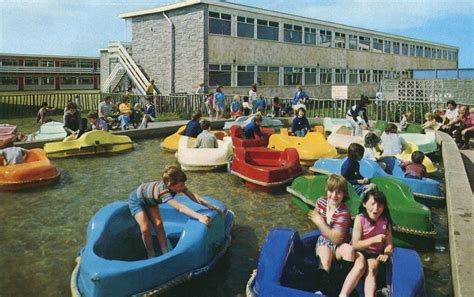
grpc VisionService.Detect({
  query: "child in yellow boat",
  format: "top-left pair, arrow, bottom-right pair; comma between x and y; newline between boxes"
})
86,111 -> 109,131
0,143 -> 28,165
399,151 -> 426,180
128,166 -> 222,258
194,120 -> 218,149
352,190 -> 393,297
342,143 -> 377,198
291,107 -> 311,137
308,174 -> 366,296
184,111 -> 202,137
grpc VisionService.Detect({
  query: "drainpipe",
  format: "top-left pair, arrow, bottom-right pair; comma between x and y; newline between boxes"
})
163,12 -> 175,95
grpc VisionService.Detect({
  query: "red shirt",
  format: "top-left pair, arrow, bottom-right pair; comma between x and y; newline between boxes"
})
459,112 -> 474,128
400,161 -> 426,178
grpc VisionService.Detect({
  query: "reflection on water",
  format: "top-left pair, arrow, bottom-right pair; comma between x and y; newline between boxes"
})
0,139 -> 451,296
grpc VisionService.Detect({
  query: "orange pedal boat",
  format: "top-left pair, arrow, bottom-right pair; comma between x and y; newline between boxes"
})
0,148 -> 60,191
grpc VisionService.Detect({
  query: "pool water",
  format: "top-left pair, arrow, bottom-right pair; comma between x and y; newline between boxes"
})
0,138 -> 451,296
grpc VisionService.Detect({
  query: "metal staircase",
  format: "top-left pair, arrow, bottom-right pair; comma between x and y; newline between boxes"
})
102,41 -> 152,95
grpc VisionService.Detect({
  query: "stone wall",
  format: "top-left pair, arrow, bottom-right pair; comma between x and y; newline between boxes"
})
131,4 -> 207,95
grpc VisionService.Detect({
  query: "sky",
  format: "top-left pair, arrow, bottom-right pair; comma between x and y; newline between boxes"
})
0,0 -> 473,67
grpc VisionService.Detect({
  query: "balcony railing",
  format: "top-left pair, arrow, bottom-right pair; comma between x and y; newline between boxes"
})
0,66 -> 100,74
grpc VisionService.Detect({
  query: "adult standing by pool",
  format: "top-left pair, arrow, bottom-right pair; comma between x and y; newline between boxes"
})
292,85 -> 309,115
146,80 -> 155,99
214,85 -> 225,120
249,84 -> 257,114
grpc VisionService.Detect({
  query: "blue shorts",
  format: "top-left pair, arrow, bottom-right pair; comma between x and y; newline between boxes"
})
128,191 -> 149,217
316,235 -> 337,254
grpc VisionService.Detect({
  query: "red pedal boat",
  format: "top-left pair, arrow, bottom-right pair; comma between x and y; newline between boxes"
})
229,126 -> 274,148
229,147 -> 302,192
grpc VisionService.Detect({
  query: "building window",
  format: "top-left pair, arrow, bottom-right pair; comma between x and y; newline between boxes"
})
237,16 -> 254,38
284,24 -> 302,43
0,77 -> 18,85
79,77 -> 93,84
209,12 -> 231,35
373,38 -> 383,53
349,35 -> 358,50
424,47 -> 432,58
409,45 -> 416,56
319,30 -> 332,47
383,70 -> 392,79
359,69 -> 370,83
334,32 -> 346,48
61,61 -> 77,68
393,71 -> 401,79
416,45 -> 423,57
335,68 -> 346,84
209,64 -> 232,86
319,68 -> 332,84
41,77 -> 55,85
384,41 -> 391,54
304,68 -> 317,85
0,59 -> 18,66
358,36 -> 370,51
448,51 -> 454,61
25,77 -> 39,85
393,42 -> 400,54
436,49 -> 442,59
42,60 -> 54,67
78,62 -> 94,68
257,19 -> 279,41
237,65 -> 255,86
401,43 -> 409,56
61,77 -> 77,85
304,28 -> 316,45
373,70 -> 384,83
257,66 -> 279,86
349,69 -> 358,84
442,50 -> 448,60
284,67 -> 302,85
24,60 -> 39,67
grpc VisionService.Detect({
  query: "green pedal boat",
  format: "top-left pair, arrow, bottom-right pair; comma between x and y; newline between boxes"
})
286,175 -> 436,250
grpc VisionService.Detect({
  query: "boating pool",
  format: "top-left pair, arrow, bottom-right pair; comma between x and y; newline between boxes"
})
0,138 -> 451,296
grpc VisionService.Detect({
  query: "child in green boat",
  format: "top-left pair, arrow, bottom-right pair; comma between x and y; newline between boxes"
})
128,166 -> 222,258
352,190 -> 393,297
308,174 -> 366,296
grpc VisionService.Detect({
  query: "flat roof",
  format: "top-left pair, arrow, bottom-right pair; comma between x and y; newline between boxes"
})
0,52 -> 99,60
119,0 -> 458,50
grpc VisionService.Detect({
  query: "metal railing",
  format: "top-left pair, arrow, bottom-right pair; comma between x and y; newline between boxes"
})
0,66 -> 99,74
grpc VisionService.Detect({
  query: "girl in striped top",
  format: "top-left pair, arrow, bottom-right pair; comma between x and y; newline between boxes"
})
128,166 -> 222,258
308,174 -> 366,297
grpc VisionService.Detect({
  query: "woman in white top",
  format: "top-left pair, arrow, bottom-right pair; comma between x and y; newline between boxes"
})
440,100 -> 459,135
249,84 -> 257,114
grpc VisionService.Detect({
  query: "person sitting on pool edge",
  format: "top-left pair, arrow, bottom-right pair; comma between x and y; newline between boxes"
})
242,114 -> 265,139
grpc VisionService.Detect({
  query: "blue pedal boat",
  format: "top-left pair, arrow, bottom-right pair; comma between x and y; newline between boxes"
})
246,228 -> 425,297
71,196 -> 235,297
310,158 -> 443,204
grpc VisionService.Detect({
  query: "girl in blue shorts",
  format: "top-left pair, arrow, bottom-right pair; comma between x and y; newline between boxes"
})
129,165 -> 222,258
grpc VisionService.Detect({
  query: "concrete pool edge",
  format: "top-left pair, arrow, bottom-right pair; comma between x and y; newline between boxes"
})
437,131 -> 474,297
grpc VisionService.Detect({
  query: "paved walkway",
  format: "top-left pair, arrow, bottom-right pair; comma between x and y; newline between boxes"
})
461,149 -> 474,193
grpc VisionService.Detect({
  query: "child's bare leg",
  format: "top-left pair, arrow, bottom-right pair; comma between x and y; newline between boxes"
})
316,245 -> 334,272
134,211 -> 155,258
336,246 -> 366,296
147,206 -> 169,254
364,258 -> 379,297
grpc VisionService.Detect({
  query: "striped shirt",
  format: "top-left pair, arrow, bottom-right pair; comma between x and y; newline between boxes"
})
136,181 -> 186,207
317,197 -> 351,241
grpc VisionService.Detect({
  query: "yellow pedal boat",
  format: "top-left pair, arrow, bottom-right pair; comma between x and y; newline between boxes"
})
268,128 -> 337,166
376,142 -> 437,173
44,130 -> 133,158
160,126 -> 228,152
